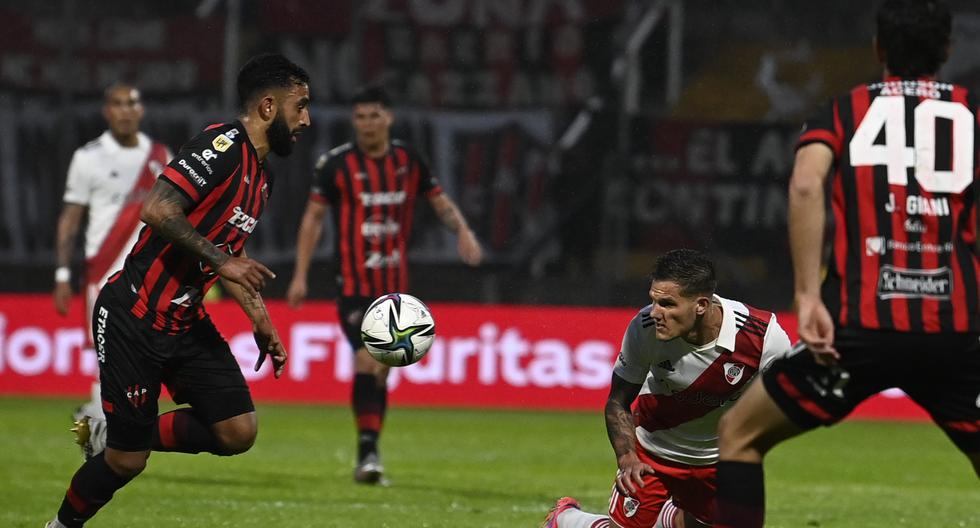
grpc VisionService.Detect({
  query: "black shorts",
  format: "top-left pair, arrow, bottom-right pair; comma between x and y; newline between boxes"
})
94,285 -> 254,452
763,327 -> 980,453
337,295 -> 373,351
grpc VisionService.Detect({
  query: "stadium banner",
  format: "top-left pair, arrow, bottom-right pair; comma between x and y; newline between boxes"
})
0,294 -> 928,421
620,120 -> 800,308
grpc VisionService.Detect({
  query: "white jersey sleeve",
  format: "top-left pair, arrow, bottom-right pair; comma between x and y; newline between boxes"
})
760,312 -> 792,371
62,149 -> 92,206
613,308 -> 655,384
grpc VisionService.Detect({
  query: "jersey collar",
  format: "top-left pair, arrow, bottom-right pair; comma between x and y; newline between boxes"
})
715,294 -> 738,353
100,130 -> 149,153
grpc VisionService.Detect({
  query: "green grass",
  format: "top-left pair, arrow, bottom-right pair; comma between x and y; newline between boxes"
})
0,397 -> 976,527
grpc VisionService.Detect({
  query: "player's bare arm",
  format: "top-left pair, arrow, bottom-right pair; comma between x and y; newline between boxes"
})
141,179 -> 274,297
53,202 -> 86,315
220,250 -> 287,379
605,372 -> 651,495
287,199 -> 328,308
427,193 -> 483,266
788,143 -> 838,363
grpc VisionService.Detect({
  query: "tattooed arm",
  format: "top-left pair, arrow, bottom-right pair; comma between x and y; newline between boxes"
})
140,179 -> 275,297
427,193 -> 483,266
605,373 -> 652,495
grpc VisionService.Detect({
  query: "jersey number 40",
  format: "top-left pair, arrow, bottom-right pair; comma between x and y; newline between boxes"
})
849,97 -> 974,194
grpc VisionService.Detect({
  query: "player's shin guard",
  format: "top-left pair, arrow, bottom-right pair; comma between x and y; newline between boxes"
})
56,452 -> 134,527
352,373 -> 386,462
151,408 -> 218,454
714,461 -> 765,528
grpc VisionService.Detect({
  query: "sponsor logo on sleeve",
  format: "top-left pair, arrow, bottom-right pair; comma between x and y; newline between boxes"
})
212,133 -> 234,152
877,265 -> 952,300
178,158 -> 208,187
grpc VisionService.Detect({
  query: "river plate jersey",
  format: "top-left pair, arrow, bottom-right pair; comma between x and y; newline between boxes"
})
613,295 -> 792,465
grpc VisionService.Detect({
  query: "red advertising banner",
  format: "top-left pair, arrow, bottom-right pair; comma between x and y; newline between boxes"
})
0,295 -> 929,421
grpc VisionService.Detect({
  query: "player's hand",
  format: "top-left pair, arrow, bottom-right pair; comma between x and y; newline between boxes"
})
796,294 -> 839,365
217,256 -> 276,297
458,229 -> 483,266
615,451 -> 654,496
253,318 -> 287,379
286,277 -> 307,309
53,281 -> 72,316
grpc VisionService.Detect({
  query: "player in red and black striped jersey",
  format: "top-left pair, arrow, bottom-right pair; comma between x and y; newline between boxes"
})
287,86 -> 483,484
47,54 -> 310,528
715,2 -> 980,527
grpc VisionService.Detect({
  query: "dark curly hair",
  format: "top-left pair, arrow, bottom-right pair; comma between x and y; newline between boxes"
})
237,53 -> 309,112
877,0 -> 951,77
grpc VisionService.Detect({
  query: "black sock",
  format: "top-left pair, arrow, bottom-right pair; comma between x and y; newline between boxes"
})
57,452 -> 134,527
352,373 -> 386,462
714,460 -> 765,528
151,408 -> 218,454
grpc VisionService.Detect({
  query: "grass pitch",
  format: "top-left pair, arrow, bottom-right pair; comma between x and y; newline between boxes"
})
0,397 -> 976,527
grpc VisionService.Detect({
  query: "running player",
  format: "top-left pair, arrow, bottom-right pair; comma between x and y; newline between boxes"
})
543,249 -> 792,528
45,53 -> 310,528
286,86 -> 483,484
714,2 -> 980,526
54,83 -> 171,430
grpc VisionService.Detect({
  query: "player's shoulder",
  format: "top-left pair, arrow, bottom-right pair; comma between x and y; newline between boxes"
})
391,139 -> 421,158
315,142 -> 354,172
75,132 -> 110,156
630,304 -> 657,337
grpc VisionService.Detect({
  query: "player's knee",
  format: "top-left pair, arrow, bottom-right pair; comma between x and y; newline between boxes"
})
105,450 -> 149,478
213,416 -> 257,455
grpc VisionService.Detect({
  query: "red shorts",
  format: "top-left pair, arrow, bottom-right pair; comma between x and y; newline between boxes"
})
607,445 -> 716,528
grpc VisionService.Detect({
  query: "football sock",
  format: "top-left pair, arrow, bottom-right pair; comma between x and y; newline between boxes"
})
556,509 -> 610,528
151,408 -> 218,454
56,452 -> 134,528
714,460 -> 765,528
352,373 -> 386,462
654,498 -> 678,528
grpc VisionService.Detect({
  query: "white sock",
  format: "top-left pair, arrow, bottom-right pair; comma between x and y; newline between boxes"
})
46,517 -> 68,528
90,382 -> 105,419
654,498 -> 679,528
557,509 -> 611,528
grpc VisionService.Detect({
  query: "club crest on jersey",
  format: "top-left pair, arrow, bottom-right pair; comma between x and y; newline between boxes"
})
623,497 -> 639,518
212,133 -> 234,152
724,362 -> 745,385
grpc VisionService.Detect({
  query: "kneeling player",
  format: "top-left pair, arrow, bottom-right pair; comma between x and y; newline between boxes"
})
543,250 -> 791,528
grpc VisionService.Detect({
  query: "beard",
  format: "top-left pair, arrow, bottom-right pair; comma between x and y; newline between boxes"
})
267,112 -> 295,157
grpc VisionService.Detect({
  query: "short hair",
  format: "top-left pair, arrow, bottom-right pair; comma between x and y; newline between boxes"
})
876,0 -> 951,77
236,53 -> 310,111
649,249 -> 717,297
103,83 -> 139,103
350,85 -> 392,107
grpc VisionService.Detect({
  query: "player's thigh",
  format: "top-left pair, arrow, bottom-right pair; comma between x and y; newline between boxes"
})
94,288 -> 167,451
607,470 -> 669,528
719,375 -> 803,460
166,317 -> 255,426
338,295 -> 373,350
900,333 -> 980,457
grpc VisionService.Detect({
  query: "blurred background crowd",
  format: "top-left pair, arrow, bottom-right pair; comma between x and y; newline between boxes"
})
4,0 -> 980,309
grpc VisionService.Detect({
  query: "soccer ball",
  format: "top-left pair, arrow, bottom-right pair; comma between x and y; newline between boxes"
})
360,293 -> 436,367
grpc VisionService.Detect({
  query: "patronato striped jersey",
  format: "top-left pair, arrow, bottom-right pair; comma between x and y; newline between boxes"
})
310,140 -> 442,298
798,76 -> 980,333
613,296 -> 791,466
110,121 -> 272,334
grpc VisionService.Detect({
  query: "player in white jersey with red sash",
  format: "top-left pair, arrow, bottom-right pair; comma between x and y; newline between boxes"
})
53,84 -> 171,426
543,250 -> 791,528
